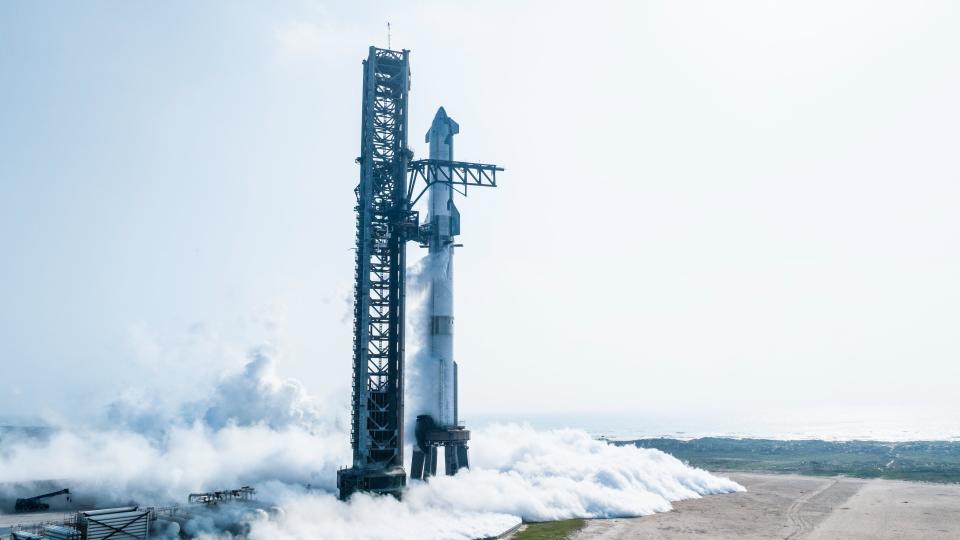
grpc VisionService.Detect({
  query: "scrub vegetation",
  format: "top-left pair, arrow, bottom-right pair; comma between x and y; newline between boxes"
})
515,519 -> 587,540
621,438 -> 960,483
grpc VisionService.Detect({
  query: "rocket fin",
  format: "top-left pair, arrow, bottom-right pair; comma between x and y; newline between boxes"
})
450,203 -> 460,237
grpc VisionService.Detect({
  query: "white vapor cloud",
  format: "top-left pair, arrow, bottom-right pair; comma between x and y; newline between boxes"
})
0,342 -> 741,539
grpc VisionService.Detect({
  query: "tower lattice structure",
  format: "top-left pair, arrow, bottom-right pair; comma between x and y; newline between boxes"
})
338,46 -> 412,498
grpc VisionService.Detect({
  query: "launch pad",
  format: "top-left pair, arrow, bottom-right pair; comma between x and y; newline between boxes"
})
410,415 -> 470,479
337,46 -> 501,499
335,467 -> 408,498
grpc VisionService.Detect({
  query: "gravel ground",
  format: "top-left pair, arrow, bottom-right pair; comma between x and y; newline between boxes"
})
571,472 -> 960,539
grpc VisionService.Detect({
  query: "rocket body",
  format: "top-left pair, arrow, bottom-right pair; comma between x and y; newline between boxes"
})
423,107 -> 460,428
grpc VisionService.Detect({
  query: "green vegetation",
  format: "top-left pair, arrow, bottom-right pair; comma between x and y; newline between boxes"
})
514,519 -> 587,540
616,438 -> 960,483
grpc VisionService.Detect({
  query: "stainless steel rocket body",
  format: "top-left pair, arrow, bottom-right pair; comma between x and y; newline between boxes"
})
423,108 -> 460,428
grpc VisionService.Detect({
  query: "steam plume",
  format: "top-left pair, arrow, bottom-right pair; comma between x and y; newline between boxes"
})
0,344 -> 742,539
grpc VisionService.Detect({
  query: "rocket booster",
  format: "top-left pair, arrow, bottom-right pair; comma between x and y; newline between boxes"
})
424,107 -> 460,428
410,106 -> 497,480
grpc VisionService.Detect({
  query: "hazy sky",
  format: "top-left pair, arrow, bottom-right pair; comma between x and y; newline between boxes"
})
2,1 -> 959,431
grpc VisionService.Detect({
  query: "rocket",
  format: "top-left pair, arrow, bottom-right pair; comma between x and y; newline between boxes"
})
423,106 -> 460,429
410,107 -> 471,480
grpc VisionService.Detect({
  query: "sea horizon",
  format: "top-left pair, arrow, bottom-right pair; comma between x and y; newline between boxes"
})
471,411 -> 960,443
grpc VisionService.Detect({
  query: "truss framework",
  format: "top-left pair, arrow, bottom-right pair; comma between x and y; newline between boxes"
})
343,47 -> 410,494
406,159 -> 502,205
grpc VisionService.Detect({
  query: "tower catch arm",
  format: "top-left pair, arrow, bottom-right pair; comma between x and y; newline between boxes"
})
406,159 -> 503,206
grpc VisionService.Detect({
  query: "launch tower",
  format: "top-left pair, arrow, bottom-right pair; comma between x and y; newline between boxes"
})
337,47 -> 412,498
338,46 -> 502,499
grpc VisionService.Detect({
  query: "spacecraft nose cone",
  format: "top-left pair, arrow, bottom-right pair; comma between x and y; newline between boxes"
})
426,106 -> 460,142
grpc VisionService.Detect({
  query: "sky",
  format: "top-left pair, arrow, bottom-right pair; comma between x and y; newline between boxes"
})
1,1 -> 959,434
